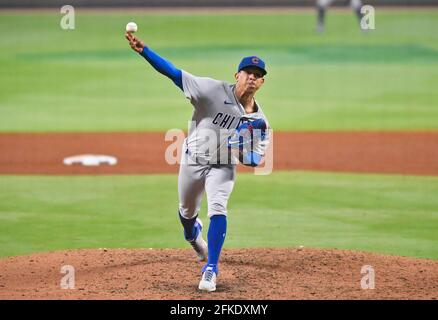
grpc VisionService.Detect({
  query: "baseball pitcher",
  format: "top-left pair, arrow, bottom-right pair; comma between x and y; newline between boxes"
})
125,32 -> 270,292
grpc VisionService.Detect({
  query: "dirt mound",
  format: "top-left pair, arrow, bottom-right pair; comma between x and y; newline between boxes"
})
0,248 -> 436,300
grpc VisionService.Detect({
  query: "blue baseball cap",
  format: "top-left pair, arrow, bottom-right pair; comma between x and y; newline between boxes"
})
238,56 -> 267,76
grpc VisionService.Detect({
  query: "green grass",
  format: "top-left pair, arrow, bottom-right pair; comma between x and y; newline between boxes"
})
0,171 -> 437,259
1,10 -> 438,131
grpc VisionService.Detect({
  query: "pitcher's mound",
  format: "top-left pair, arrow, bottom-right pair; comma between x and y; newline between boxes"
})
0,248 -> 436,300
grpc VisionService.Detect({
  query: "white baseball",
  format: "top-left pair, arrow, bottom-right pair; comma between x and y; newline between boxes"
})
126,22 -> 138,33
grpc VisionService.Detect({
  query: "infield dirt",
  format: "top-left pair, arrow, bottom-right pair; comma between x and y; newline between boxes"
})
0,248 -> 437,300
1,131 -> 438,175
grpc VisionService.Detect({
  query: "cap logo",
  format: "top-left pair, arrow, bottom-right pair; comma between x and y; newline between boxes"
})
251,57 -> 259,64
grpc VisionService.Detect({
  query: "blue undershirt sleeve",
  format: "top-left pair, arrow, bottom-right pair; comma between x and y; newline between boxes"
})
139,47 -> 183,91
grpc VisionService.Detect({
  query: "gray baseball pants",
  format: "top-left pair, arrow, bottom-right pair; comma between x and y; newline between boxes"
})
178,151 -> 236,219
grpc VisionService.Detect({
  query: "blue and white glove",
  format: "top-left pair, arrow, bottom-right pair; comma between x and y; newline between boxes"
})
228,118 -> 267,148
228,118 -> 267,167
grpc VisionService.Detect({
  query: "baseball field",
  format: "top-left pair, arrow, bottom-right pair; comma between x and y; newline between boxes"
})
0,8 -> 437,299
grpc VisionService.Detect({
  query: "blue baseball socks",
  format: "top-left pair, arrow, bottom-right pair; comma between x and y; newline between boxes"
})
202,214 -> 227,275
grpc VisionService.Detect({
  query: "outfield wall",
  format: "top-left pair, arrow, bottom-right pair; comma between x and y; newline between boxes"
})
1,0 -> 437,8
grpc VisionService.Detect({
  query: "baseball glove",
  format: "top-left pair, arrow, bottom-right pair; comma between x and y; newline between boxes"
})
228,118 -> 267,148
228,118 -> 267,167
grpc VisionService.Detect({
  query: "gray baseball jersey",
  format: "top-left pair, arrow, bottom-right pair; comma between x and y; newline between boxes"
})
178,70 -> 270,219
181,70 -> 270,164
